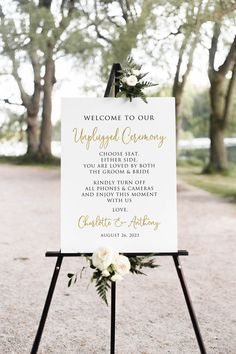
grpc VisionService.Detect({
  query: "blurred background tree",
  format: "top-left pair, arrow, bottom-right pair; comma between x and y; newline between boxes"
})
207,23 -> 236,172
0,0 -> 235,172
0,0 -> 98,159
0,109 -> 25,141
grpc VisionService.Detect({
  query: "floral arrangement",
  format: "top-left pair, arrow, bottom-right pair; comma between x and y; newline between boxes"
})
117,57 -> 158,103
68,247 -> 158,305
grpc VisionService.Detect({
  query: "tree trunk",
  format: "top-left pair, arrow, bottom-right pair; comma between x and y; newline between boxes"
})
174,92 -> 182,150
38,46 -> 55,158
172,83 -> 183,153
207,85 -> 228,171
207,73 -> 228,172
207,24 -> 236,172
25,80 -> 41,156
39,88 -> 52,157
26,112 -> 38,154
209,116 -> 227,171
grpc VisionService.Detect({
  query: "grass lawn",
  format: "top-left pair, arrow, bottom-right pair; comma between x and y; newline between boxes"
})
177,162 -> 236,202
0,155 -> 60,168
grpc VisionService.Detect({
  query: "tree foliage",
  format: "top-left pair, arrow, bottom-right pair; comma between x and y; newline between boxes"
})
0,0 -> 235,164
0,0 -> 98,158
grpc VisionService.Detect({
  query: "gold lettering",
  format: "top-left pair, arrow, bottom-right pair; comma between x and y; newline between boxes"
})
78,215 -> 112,228
122,127 -> 166,147
128,215 -> 160,231
73,127 -> 119,150
77,215 -> 160,231
73,127 -> 167,149
114,217 -> 126,227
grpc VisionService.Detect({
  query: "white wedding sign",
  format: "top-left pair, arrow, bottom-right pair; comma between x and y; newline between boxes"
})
61,97 -> 177,253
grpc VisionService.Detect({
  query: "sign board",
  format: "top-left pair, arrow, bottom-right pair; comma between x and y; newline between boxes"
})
61,98 -> 177,253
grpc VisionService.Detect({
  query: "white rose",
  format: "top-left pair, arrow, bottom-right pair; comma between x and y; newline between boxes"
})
126,75 -> 138,86
102,269 -> 110,277
92,247 -> 114,271
121,76 -> 127,83
132,69 -> 140,76
113,255 -> 130,276
111,273 -> 123,282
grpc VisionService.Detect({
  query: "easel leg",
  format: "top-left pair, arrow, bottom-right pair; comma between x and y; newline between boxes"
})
31,256 -> 63,354
173,255 -> 206,354
110,281 -> 116,354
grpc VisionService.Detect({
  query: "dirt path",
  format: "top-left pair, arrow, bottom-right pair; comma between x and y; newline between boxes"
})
0,164 -> 235,354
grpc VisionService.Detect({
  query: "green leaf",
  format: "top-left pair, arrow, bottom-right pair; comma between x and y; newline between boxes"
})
67,273 -> 74,278
128,255 -> 159,275
116,91 -> 125,97
95,276 -> 111,306
67,272 -> 79,287
139,73 -> 148,80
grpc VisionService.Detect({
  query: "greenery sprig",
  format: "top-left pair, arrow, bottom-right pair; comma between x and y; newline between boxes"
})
67,248 -> 159,305
116,57 -> 158,103
129,255 -> 159,275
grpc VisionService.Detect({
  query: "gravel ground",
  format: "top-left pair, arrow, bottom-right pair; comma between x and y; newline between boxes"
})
0,164 -> 236,354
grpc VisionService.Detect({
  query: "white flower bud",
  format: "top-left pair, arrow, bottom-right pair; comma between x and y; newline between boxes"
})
132,69 -> 140,76
111,273 -> 123,282
113,255 -> 130,276
92,247 -> 116,271
102,269 -> 110,277
126,75 -> 138,86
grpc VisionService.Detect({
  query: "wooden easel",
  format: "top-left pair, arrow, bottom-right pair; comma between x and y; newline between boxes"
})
31,64 -> 207,354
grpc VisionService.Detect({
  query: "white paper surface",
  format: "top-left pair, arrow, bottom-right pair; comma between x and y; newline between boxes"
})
61,97 -> 177,253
